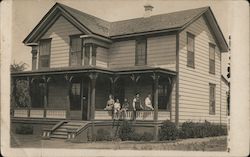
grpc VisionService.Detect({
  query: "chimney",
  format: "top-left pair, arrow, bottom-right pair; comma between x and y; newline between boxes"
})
144,4 -> 154,18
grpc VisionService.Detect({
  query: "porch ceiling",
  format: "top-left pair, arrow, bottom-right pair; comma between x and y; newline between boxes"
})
11,66 -> 176,78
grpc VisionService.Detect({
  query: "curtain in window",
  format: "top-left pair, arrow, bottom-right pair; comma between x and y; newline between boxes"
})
209,84 -> 216,114
187,33 -> 195,67
209,44 -> 216,74
70,36 -> 82,66
136,39 -> 146,65
39,39 -> 51,68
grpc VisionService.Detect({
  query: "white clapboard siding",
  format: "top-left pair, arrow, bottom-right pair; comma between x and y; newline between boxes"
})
96,47 -> 108,68
109,40 -> 136,68
158,111 -> 170,121
178,16 -> 225,124
147,35 -> 176,71
221,78 -> 229,124
41,16 -> 82,68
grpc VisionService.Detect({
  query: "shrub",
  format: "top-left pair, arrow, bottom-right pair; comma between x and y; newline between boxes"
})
140,132 -> 154,141
15,124 -> 33,134
159,120 -> 178,141
180,121 -> 227,139
118,120 -> 135,141
96,128 -> 112,141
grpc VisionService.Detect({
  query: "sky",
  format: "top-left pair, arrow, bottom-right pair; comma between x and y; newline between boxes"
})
11,0 -> 231,71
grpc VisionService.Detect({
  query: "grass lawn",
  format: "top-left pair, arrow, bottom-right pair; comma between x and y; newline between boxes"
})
11,133 -> 227,151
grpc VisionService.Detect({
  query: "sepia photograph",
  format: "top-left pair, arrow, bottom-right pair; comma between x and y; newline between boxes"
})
1,0 -> 249,156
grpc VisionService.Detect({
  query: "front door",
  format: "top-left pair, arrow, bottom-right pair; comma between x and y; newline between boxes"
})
69,79 -> 89,120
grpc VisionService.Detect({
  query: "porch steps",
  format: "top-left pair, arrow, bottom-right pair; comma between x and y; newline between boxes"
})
50,121 -> 89,139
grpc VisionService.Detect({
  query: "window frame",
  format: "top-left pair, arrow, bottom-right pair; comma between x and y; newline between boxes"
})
38,38 -> 51,69
209,83 -> 216,115
209,43 -> 216,74
69,35 -> 82,66
186,32 -> 195,68
135,38 -> 147,66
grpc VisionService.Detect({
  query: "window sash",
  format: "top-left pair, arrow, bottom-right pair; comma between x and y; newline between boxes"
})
209,44 -> 216,74
187,51 -> 194,67
39,39 -> 51,68
136,38 -> 147,65
70,36 -> 82,66
209,84 -> 216,114
187,33 -> 195,67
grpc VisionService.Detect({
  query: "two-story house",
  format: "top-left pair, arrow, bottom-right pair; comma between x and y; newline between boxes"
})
11,3 -> 229,141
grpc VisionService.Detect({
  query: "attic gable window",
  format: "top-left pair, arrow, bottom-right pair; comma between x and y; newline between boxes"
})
187,32 -> 195,68
209,43 -> 216,74
39,39 -> 51,69
135,38 -> 147,66
70,35 -> 82,66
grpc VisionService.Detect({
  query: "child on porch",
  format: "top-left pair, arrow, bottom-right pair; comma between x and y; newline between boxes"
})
120,98 -> 129,119
113,99 -> 121,119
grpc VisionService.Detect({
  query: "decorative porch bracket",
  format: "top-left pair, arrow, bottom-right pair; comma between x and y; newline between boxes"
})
109,75 -> 120,96
130,73 -> 141,93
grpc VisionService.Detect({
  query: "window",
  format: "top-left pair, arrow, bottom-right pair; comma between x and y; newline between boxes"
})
158,81 -> 170,111
31,82 -> 45,108
84,44 -> 91,65
209,43 -> 216,74
70,83 -> 81,110
135,38 -> 147,65
209,83 -> 216,115
187,33 -> 195,68
70,36 -> 82,66
39,39 -> 51,68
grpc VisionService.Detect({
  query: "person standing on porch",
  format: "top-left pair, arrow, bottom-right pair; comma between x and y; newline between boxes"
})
144,94 -> 154,110
104,94 -> 114,111
132,93 -> 143,120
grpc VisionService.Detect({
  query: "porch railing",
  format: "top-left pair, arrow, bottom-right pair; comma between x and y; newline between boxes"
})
13,108 -> 66,119
95,110 -> 170,121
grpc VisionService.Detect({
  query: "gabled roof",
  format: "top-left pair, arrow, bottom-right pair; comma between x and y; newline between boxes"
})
110,7 -> 208,37
23,3 -> 228,52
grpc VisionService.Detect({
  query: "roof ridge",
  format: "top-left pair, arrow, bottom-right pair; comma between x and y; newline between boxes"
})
111,6 -> 209,23
56,2 -> 111,23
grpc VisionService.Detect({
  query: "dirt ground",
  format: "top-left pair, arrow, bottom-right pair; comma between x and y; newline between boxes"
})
11,133 -> 227,151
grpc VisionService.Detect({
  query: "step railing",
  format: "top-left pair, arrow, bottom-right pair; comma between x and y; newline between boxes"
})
42,120 -> 67,139
67,122 -> 91,140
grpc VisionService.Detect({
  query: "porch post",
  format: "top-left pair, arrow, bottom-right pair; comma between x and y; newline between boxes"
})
89,73 -> 98,141
65,74 -> 74,119
152,73 -> 159,141
27,77 -> 31,117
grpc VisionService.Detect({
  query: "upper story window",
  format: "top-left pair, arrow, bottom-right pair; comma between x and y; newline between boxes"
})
83,44 -> 95,66
187,32 -> 195,68
209,43 -> 216,74
70,35 -> 82,66
135,38 -> 147,66
39,39 -> 51,69
209,83 -> 216,115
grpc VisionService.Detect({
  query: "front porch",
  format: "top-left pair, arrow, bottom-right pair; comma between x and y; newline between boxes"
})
11,66 -> 176,140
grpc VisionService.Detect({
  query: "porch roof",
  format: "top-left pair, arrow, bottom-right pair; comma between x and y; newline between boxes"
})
11,66 -> 176,77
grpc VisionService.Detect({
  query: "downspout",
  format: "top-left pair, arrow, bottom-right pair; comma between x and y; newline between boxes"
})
175,32 -> 180,126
